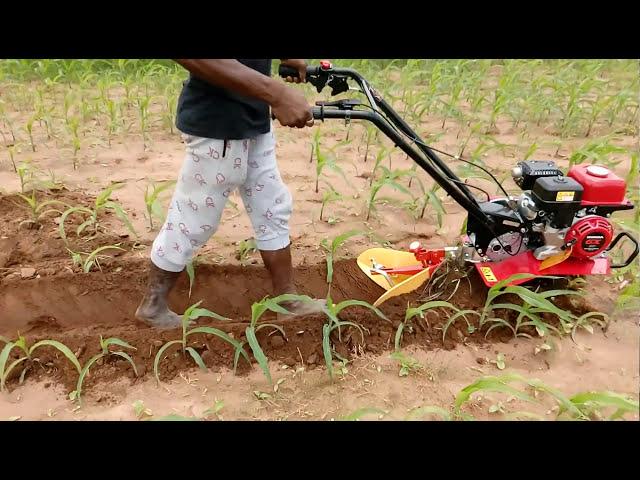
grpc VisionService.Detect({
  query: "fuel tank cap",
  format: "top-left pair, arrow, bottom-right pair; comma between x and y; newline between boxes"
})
586,165 -> 610,177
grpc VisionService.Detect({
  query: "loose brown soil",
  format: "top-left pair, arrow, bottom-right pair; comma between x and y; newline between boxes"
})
0,188 -> 605,401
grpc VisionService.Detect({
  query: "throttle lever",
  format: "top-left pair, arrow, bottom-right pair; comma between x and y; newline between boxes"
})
315,99 -> 362,110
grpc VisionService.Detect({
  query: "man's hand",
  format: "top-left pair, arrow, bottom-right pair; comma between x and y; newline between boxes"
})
271,82 -> 313,128
280,59 -> 308,83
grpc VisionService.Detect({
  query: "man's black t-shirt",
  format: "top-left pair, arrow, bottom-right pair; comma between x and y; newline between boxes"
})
176,59 -> 273,140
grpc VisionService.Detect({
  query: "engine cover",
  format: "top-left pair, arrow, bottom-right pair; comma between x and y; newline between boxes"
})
531,176 -> 584,228
565,216 -> 613,258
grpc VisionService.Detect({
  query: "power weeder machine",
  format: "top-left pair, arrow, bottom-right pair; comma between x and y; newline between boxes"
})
279,62 -> 639,306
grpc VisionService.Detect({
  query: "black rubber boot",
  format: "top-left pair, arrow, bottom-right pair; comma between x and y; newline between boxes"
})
135,261 -> 182,330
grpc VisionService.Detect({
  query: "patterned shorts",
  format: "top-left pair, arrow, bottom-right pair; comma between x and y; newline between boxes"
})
151,128 -> 292,272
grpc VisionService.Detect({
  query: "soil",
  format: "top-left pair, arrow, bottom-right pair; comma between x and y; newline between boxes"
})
0,71 -> 637,420
0,187 -> 629,413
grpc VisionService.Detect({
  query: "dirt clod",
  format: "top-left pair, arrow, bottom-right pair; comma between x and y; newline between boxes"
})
20,268 -> 36,279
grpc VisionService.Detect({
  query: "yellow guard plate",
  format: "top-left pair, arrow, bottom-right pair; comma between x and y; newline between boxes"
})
539,247 -> 573,270
357,248 -> 434,306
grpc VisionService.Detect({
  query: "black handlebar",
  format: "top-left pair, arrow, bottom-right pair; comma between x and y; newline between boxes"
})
278,65 -> 321,79
277,62 -> 501,235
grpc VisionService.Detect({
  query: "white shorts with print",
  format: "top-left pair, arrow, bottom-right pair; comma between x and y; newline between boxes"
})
151,128 -> 292,272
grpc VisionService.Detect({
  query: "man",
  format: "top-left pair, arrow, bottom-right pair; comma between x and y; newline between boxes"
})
136,59 -> 324,329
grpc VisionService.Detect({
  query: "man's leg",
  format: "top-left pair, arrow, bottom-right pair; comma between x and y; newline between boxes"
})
137,135 -> 242,328
241,130 -> 325,316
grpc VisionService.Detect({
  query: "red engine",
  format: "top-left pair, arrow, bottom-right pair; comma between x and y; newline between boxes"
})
568,164 -> 627,206
565,216 -> 614,258
563,164 -> 630,258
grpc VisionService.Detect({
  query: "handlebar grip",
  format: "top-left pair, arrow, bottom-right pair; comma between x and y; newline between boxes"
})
278,65 -> 322,79
278,65 -> 299,78
271,108 -> 321,122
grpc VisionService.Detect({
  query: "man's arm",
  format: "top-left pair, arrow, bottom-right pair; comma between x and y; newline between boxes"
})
174,59 -> 312,128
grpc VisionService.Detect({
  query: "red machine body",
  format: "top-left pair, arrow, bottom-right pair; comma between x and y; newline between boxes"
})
475,251 -> 611,287
568,164 -> 628,206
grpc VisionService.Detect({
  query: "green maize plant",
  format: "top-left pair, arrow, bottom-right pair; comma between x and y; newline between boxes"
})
314,134 -> 347,194
322,295 -> 386,340
6,145 -> 17,173
557,75 -> 602,137
480,273 -> 604,339
63,90 -> 75,124
162,86 -> 178,135
16,162 -> 34,193
319,183 -> 343,222
440,79 -> 464,130
69,336 -> 139,404
396,301 -> 474,350
136,95 -> 152,150
410,174 -> 446,227
454,373 -> 639,421
616,268 -> 639,313
132,399 -> 153,419
365,167 -> 414,221
15,190 -> 68,228
144,180 -> 176,230
104,98 -> 121,147
59,182 -> 136,243
67,244 -> 125,273
321,328 -> 351,380
65,116 -> 81,170
0,335 -> 81,392
369,146 -> 391,187
202,399 -> 225,420
570,312 -> 609,347
453,373 -> 538,419
457,123 -> 483,157
361,123 -> 378,163
389,351 -> 424,378
320,230 -> 363,292
154,301 -> 249,384
568,136 -> 627,168
1,109 -> 17,144
584,95 -> 614,137
24,114 -> 36,152
309,127 -> 321,164
38,104 -> 55,141
245,294 -> 314,384
236,238 -> 257,265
